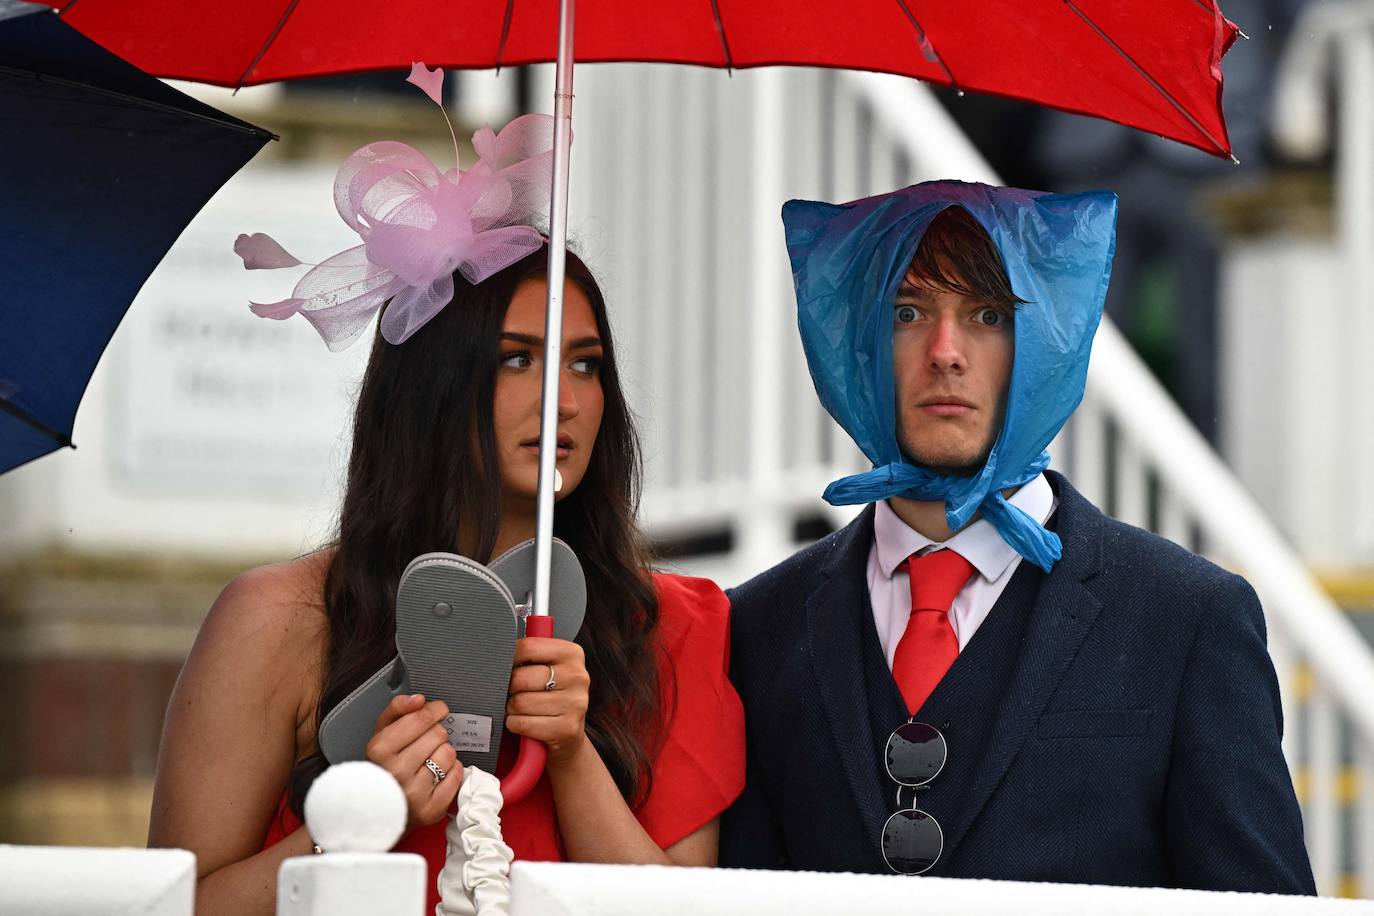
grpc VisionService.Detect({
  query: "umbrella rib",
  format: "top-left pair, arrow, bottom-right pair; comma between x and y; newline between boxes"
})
894,1 -> 957,89
708,0 -> 735,74
1060,0 -> 1233,160
0,66 -> 278,139
235,0 -> 302,93
0,396 -> 73,449
496,0 -> 517,75
1187,0 -> 1247,39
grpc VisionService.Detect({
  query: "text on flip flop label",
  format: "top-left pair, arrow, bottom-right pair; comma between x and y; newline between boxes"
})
444,713 -> 493,753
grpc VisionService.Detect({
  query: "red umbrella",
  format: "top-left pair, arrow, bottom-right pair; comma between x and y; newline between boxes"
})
48,1 -> 1237,157
42,0 -> 1239,801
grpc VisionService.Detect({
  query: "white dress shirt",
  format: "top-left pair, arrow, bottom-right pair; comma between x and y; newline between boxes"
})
866,473 -> 1057,669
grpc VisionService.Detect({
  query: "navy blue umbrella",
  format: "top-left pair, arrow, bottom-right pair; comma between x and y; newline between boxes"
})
0,4 -> 273,473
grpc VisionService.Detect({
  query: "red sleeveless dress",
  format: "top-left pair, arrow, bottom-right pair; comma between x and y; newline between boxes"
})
261,573 -> 745,913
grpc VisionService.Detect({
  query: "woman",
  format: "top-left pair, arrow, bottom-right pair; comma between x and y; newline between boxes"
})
148,247 -> 745,915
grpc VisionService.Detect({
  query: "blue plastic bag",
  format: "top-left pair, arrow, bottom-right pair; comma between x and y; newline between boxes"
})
784,180 -> 1117,571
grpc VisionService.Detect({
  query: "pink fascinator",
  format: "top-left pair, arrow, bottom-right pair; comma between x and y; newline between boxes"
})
234,63 -> 555,350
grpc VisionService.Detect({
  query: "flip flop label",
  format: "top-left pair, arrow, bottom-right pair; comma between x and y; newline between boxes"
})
444,713 -> 493,753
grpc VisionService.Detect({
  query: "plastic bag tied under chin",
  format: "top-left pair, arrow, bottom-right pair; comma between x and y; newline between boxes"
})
783,181 -> 1118,572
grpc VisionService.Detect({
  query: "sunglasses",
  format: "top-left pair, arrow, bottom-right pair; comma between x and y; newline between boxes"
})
881,720 -> 947,875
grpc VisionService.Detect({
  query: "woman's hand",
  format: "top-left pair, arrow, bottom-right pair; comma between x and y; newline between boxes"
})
367,694 -> 463,828
505,637 -> 591,765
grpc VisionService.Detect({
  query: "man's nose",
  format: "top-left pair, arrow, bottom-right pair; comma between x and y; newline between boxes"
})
556,367 -> 581,421
926,313 -> 965,372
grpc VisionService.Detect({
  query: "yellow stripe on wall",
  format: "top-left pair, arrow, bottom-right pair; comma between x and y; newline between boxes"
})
0,778 -> 153,847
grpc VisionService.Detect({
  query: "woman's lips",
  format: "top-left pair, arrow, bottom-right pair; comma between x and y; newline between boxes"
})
520,436 -> 573,458
522,444 -> 572,458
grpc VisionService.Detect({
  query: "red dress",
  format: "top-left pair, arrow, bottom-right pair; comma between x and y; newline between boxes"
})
262,573 -> 745,913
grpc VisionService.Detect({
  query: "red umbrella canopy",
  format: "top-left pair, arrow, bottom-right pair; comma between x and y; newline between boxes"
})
47,0 -> 1238,158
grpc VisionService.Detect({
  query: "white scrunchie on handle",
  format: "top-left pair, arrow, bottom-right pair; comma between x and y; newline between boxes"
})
435,766 -> 514,916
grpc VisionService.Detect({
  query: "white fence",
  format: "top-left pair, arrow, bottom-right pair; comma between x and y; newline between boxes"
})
0,845 -> 195,915
7,841 -> 1374,916
508,861 -> 1374,916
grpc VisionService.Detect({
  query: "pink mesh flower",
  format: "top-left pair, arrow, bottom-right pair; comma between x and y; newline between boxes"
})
234,64 -> 555,351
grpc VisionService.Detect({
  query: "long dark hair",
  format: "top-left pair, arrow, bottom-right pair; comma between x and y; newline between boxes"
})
287,247 -> 664,815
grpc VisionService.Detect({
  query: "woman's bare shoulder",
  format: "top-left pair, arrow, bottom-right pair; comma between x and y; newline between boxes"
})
203,551 -> 331,648
151,551 -> 335,865
191,551 -> 333,725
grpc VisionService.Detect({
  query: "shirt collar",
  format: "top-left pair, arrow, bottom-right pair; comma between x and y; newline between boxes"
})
873,472 -> 1055,583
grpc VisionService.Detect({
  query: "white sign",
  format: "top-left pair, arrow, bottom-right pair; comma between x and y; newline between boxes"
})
112,167 -> 370,494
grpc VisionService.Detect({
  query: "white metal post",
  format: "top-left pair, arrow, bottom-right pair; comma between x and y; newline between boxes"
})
1359,738 -> 1374,897
278,762 -> 423,916
1307,686 -> 1339,894
740,68 -> 793,573
278,853 -> 424,916
1338,31 -> 1374,557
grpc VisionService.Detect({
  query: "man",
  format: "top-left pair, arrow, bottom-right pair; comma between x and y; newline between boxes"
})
720,182 -> 1314,893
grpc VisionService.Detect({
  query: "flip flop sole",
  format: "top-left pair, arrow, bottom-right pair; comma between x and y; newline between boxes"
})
318,541 -> 586,766
393,553 -> 517,775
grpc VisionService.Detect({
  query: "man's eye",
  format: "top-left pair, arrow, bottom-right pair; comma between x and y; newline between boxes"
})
976,308 -> 1008,328
895,305 -> 919,324
500,351 -> 533,369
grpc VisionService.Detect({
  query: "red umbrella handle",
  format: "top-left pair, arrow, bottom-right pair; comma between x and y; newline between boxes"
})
501,614 -> 554,804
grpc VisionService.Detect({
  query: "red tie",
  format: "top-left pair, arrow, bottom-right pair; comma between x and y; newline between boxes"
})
893,549 -> 976,716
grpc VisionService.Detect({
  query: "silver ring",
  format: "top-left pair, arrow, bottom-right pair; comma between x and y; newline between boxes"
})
544,664 -> 557,691
424,758 -> 446,785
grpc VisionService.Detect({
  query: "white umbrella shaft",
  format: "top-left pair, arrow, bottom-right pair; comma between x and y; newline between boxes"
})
532,0 -> 576,619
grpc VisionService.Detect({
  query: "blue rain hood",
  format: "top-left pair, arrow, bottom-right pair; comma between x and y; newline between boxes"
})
785,180 -> 1117,572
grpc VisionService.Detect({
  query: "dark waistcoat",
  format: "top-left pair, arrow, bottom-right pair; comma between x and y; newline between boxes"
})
861,559 -> 1043,874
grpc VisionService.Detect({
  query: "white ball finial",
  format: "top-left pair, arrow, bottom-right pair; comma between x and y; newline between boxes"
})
304,761 -> 408,853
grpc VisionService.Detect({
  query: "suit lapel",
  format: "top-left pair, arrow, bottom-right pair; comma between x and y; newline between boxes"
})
805,505 -> 889,860
938,472 -> 1106,860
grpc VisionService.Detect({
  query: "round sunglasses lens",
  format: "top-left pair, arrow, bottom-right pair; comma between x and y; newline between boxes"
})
881,808 -> 943,875
885,721 -> 946,787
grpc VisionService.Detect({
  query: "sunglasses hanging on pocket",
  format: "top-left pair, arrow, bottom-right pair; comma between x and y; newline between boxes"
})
882,720 -> 947,875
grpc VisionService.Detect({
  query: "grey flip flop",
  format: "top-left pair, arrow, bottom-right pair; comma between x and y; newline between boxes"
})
488,537 -> 587,641
392,553 -> 516,774
318,539 -> 586,767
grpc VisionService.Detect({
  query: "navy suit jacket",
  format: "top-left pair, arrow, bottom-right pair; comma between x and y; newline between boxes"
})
720,472 -> 1315,893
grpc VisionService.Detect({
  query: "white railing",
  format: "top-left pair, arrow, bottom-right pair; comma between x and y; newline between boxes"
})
10,801 -> 1374,916
507,861 -> 1374,916
558,65 -> 1374,897
0,845 -> 195,915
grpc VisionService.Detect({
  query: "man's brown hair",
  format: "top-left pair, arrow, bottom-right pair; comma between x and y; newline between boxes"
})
907,206 -> 1026,311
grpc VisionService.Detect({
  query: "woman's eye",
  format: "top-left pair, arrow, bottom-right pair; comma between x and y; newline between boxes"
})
976,308 -> 1008,328
895,305 -> 919,325
500,351 -> 534,369
571,356 -> 602,376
